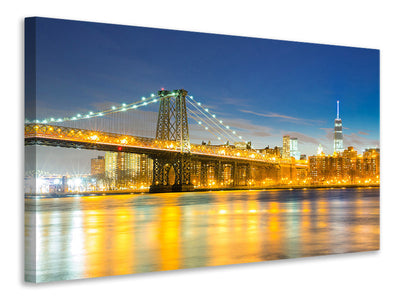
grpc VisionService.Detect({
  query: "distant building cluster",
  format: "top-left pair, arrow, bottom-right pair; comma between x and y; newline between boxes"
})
309,147 -> 380,184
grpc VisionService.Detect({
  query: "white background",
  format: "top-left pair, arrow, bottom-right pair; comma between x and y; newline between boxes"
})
1,0 -> 399,299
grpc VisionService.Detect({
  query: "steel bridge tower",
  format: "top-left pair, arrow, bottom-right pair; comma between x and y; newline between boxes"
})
150,89 -> 194,192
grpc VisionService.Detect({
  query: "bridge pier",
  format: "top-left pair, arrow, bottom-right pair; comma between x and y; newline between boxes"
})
149,153 -> 194,193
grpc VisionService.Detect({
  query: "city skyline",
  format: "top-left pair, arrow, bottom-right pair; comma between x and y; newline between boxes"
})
24,16 -> 381,284
27,17 -> 380,174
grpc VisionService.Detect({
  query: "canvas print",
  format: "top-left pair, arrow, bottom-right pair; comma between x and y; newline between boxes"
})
24,17 -> 380,283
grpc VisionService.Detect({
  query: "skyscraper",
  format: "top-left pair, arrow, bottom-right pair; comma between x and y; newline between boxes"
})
334,100 -> 344,153
282,135 -> 290,158
290,137 -> 301,160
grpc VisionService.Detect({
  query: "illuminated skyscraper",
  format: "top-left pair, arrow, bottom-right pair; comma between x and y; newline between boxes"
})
334,100 -> 344,153
317,144 -> 324,156
282,135 -> 290,158
290,137 -> 300,160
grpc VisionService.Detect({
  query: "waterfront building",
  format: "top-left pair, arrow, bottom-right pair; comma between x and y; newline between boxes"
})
104,152 -> 153,189
234,141 -> 252,149
363,148 -> 380,178
105,152 -> 118,182
259,146 -> 281,158
91,156 -> 105,175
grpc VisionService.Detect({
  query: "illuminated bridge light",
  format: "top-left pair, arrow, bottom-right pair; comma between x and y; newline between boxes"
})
89,111 -> 93,115
50,118 -> 55,121
232,131 -> 236,134
189,96 -> 193,99
198,121 -> 202,125
122,103 -> 126,107
72,117 -> 77,120
112,106 -> 116,110
239,136 -> 242,139
197,102 -> 201,106
143,102 -> 147,106
205,108 -> 209,112
133,105 -> 137,109
151,94 -> 155,97
218,137 -> 221,140
212,114 -> 216,118
121,108 -> 126,111
205,127 -> 208,130
142,97 -> 146,100
98,113 -> 103,116
219,120 -> 223,124
57,118 -> 62,122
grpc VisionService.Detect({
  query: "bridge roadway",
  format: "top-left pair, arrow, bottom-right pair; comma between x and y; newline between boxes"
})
25,123 -> 307,166
25,123 -> 308,192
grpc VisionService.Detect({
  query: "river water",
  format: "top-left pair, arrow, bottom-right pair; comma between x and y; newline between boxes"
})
25,188 -> 380,283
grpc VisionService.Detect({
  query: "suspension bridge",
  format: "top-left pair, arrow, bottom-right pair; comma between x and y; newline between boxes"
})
25,89 -> 307,192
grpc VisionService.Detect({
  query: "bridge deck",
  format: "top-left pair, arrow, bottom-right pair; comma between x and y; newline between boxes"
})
25,123 -> 308,167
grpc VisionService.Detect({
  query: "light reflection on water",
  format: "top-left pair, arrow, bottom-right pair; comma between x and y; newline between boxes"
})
25,188 -> 380,283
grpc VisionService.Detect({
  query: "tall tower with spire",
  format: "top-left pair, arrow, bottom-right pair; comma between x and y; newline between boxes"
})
334,100 -> 344,153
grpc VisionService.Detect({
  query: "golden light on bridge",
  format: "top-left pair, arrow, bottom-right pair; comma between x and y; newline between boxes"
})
90,135 -> 99,141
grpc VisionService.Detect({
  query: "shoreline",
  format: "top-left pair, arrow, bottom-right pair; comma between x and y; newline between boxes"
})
25,184 -> 380,199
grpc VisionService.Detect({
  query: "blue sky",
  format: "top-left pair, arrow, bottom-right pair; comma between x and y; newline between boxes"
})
26,17 -> 379,173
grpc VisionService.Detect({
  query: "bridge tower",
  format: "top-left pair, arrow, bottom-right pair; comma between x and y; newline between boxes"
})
150,89 -> 194,192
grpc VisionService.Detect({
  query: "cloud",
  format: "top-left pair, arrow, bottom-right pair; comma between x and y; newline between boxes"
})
239,109 -> 323,125
285,131 -> 322,146
358,131 -> 369,135
219,97 -> 252,108
320,127 -> 334,140
344,133 -> 379,150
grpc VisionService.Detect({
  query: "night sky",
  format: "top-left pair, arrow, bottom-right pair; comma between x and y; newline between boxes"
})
26,17 -> 380,175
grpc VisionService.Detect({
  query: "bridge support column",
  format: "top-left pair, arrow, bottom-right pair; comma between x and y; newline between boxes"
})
214,161 -> 223,187
232,162 -> 239,187
200,161 -> 208,187
172,153 -> 194,192
149,153 -> 194,193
